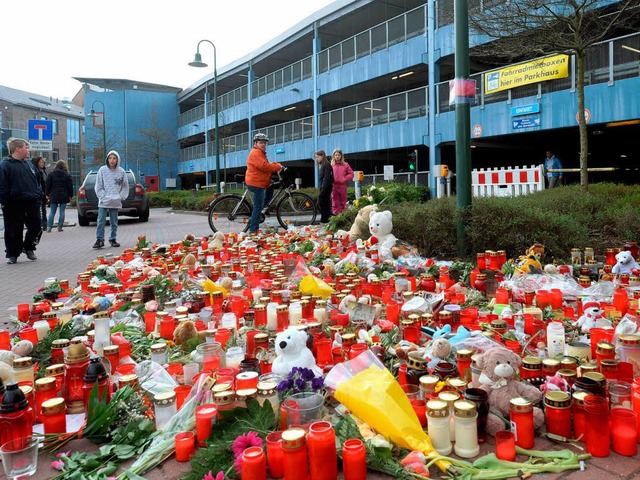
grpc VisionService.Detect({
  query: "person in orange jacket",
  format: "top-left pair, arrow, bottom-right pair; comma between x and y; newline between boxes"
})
331,148 -> 354,214
245,133 -> 283,233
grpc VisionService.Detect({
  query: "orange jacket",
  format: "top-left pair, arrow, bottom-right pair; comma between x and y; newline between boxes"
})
245,147 -> 282,188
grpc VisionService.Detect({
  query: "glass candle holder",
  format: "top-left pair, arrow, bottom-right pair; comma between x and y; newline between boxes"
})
0,436 -> 39,480
510,397 -> 534,449
584,394 -> 610,457
195,404 -> 218,447
42,397 -> 67,434
453,400 -> 479,458
544,391 -> 572,439
411,399 -> 427,427
342,438 -> 367,480
241,446 -> 267,480
611,408 -> 638,456
266,431 -> 285,479
175,431 -> 196,462
495,430 -> 516,461
426,399 -> 452,455
463,388 -> 489,444
153,391 -> 177,431
196,342 -> 223,373
282,427 -> 309,480
307,421 -> 337,480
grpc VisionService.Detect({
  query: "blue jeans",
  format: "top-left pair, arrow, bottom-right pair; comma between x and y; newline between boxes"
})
96,207 -> 119,241
47,203 -> 67,230
247,185 -> 273,233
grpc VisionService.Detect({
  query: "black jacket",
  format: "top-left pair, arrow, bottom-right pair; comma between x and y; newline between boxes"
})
0,156 -> 43,205
46,169 -> 74,204
31,158 -> 47,201
318,160 -> 334,195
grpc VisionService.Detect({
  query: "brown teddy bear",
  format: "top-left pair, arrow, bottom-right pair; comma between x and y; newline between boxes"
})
174,320 -> 198,347
344,204 -> 378,243
475,347 -> 544,436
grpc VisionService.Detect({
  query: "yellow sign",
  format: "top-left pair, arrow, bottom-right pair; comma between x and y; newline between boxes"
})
484,54 -> 569,95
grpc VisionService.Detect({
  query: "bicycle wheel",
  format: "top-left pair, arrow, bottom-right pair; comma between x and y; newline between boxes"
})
276,191 -> 317,230
208,194 -> 252,233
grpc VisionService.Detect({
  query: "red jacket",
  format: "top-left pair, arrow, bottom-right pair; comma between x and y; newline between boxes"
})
332,161 -> 354,185
245,147 -> 282,188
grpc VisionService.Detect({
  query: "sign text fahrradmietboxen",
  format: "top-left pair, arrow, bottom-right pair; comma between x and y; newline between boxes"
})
484,54 -> 569,95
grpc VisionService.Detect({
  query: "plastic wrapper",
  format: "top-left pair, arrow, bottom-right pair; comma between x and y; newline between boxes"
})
288,257 -> 312,287
400,296 -> 431,316
136,360 -> 178,398
299,274 -> 334,299
504,273 -> 615,303
325,349 -> 453,474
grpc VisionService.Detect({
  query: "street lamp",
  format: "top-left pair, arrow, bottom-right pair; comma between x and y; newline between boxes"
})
189,39 -> 220,193
88,100 -> 107,160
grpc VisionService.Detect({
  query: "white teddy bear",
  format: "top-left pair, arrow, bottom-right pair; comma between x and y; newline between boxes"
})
574,301 -> 612,333
368,210 -> 397,261
272,327 -> 322,378
612,250 -> 640,275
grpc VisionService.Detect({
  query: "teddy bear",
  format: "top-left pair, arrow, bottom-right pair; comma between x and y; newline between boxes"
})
612,250 -> 640,275
340,204 -> 378,243
476,347 -> 544,436
574,301 -> 612,333
272,327 -> 322,378
173,320 -> 198,347
368,210 -> 397,261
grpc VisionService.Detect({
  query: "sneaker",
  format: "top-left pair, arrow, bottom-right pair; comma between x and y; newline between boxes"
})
6,257 -> 17,264
25,251 -> 37,261
46,227 -> 52,233
57,227 -> 63,232
109,240 -> 121,247
93,240 -> 104,249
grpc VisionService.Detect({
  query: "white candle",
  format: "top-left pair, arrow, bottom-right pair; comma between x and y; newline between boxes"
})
313,307 -> 327,323
33,320 -> 50,341
289,302 -> 302,326
252,288 -> 262,304
267,303 -> 278,331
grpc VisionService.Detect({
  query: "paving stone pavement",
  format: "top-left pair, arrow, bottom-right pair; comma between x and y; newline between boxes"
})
2,208 -> 640,479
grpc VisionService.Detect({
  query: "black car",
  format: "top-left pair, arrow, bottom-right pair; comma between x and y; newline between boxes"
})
76,170 -> 149,226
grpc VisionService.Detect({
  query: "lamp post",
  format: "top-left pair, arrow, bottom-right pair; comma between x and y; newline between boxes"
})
189,39 -> 220,193
88,100 -> 107,160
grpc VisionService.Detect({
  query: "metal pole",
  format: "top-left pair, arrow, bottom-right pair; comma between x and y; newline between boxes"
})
204,82 -> 209,187
454,0 -> 471,257
213,48 -> 220,194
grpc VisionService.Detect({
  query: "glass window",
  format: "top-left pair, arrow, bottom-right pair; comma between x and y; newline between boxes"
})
329,44 -> 342,70
371,98 -> 387,125
406,7 -> 425,38
330,110 -> 343,133
388,16 -> 405,46
318,50 -> 329,74
292,120 -> 302,141
292,61 -> 302,83
51,118 -> 58,135
266,73 -> 275,93
319,112 -> 330,136
342,38 -> 355,64
407,88 -> 427,118
302,57 -> 312,79
437,0 -> 454,28
356,31 -> 370,59
274,70 -> 283,91
389,93 -> 407,121
371,24 -> 387,53
357,103 -> 371,128
283,65 -> 292,86
66,118 -> 80,144
343,105 -> 357,131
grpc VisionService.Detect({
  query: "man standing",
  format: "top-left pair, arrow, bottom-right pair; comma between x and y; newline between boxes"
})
0,138 -> 43,264
544,150 -> 563,188
245,133 -> 282,233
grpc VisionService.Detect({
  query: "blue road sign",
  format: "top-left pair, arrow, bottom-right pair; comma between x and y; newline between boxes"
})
511,104 -> 540,116
275,147 -> 285,154
28,120 -> 54,141
512,116 -> 541,129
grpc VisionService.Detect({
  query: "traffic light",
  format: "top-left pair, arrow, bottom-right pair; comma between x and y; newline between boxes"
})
408,150 -> 417,171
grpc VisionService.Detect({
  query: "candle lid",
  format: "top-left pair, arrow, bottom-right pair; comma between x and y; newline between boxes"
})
118,374 -> 139,388
150,343 -> 168,353
618,334 -> 640,346
522,356 -> 542,368
52,339 -> 70,348
282,427 -> 307,450
43,312 -> 58,320
35,377 -> 57,391
456,348 -> 474,360
407,351 -> 428,371
42,397 -> 66,415
154,391 -> 176,405
46,364 -> 65,376
542,358 -> 560,368
213,391 -> 234,405
572,390 -> 590,406
235,388 -> 258,399
438,391 -> 461,404
13,357 -> 33,368
579,362 -> 598,373
257,381 -> 277,395
596,341 -> 615,352
426,399 -> 449,417
510,397 -> 533,412
419,374 -> 440,389
560,356 -> 577,368
446,377 -> 468,391
453,399 -> 476,418
544,391 -> 571,408
103,345 -> 119,355
19,384 -> 33,396
276,304 -> 289,312
557,369 -> 577,382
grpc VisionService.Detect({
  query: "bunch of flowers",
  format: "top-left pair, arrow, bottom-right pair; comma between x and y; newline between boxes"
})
277,367 -> 324,399
353,185 -> 387,209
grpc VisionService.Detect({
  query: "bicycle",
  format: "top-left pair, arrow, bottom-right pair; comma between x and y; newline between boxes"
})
207,168 -> 317,233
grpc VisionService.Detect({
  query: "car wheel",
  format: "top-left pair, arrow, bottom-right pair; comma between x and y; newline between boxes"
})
78,213 -> 90,226
138,208 -> 150,222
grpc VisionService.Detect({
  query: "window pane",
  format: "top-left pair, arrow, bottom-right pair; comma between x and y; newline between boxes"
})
302,58 -> 312,79
388,17 -> 405,46
274,70 -> 283,90
357,104 -> 371,127
330,110 -> 343,133
318,50 -> 329,74
342,38 -> 355,64
319,112 -> 330,136
371,98 -> 387,125
329,44 -> 341,69
389,93 -> 407,121
343,105 -> 357,131
356,31 -> 370,59
266,73 -> 275,93
292,62 -> 301,82
371,24 -> 387,53
406,7 -> 425,38
407,88 -> 427,118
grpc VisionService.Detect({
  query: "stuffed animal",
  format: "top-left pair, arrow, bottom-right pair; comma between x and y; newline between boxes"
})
209,232 -> 226,249
368,210 -> 397,261
612,250 -> 640,275
272,327 -> 322,377
173,320 -> 198,347
347,204 -> 378,243
574,301 -> 612,333
476,347 -> 544,436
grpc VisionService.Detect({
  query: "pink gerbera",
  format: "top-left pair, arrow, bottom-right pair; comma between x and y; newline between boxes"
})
231,431 -> 264,477
202,471 -> 224,480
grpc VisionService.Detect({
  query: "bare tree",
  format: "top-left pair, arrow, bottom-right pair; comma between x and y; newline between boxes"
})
130,106 -> 175,178
470,0 -> 639,190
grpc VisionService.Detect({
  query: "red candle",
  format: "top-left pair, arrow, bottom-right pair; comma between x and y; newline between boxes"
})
282,428 -> 309,480
143,311 -> 157,333
611,408 -> 638,456
572,391 -> 588,442
215,328 -> 232,348
236,371 -> 259,390
159,316 -> 176,340
315,339 -> 332,368
307,421 -> 337,480
174,385 -> 192,410
18,327 -> 39,345
632,378 -> 640,442
241,446 -> 267,480
410,399 -> 427,427
544,392 -> 572,440
495,430 -> 516,461
246,330 -> 259,358
254,306 -> 267,328
175,431 -> 196,462
510,398 -> 534,449
348,343 -> 368,360
42,397 -> 67,434
584,395 -> 610,457
266,431 -> 285,478
34,377 -> 57,423
385,301 -> 400,325
195,404 -> 218,447
342,439 -> 367,480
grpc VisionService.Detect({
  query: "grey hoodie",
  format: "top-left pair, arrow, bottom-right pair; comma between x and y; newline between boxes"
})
95,150 -> 129,209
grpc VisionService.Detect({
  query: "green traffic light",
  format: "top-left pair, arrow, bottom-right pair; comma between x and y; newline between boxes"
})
409,163 -> 415,171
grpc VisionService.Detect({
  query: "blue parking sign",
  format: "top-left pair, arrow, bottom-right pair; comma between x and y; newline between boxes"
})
28,120 -> 54,141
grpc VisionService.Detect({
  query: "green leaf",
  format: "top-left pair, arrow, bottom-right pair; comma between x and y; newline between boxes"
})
121,470 -> 148,480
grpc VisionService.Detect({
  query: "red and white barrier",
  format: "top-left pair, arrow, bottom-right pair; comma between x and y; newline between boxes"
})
472,164 -> 545,197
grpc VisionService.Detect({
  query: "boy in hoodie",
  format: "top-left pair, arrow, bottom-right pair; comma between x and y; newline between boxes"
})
93,151 -> 129,249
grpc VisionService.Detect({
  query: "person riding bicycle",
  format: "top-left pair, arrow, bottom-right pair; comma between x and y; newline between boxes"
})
245,133 -> 283,233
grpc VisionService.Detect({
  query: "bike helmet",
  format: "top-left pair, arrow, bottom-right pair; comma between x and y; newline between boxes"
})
253,132 -> 269,143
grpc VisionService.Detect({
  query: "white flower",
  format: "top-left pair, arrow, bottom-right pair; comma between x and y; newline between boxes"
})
369,185 -> 377,192
367,196 -> 373,202
378,187 -> 386,193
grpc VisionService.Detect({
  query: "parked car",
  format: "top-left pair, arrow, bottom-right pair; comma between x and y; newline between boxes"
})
76,169 -> 150,226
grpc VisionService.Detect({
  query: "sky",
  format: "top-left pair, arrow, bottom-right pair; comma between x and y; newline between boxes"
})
1,0 -> 336,100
